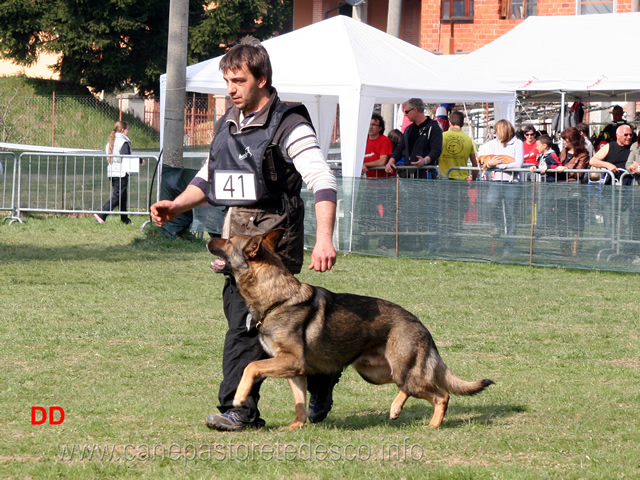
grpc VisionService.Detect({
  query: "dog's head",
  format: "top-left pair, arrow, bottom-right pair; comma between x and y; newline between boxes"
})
207,229 -> 285,275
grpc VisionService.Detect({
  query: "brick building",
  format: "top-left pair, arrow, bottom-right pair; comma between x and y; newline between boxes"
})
294,0 -> 635,54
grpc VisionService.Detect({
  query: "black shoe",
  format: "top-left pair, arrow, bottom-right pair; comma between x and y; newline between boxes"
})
121,218 -> 132,225
308,391 -> 333,424
205,410 -> 264,432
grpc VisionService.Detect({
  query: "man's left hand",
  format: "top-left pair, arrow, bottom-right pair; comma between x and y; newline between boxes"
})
309,239 -> 336,272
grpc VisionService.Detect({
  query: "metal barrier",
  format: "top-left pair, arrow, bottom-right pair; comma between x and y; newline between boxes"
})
13,152 -> 160,222
0,151 -> 21,224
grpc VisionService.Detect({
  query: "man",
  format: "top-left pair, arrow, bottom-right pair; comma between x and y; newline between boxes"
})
362,113 -> 393,178
576,123 -> 594,158
438,111 -> 478,249
595,105 -> 636,151
385,98 -> 442,179
150,37 -> 340,432
590,124 -> 634,183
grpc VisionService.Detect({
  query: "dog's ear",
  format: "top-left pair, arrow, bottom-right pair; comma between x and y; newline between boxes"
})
263,229 -> 285,252
246,236 -> 264,259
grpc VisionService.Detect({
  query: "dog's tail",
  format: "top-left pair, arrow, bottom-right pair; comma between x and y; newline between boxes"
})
434,358 -> 495,396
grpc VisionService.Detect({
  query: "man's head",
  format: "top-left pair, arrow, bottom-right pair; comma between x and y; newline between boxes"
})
576,122 -> 589,138
449,111 -> 464,128
402,98 -> 426,124
220,37 -> 272,113
369,114 -> 385,138
611,105 -> 624,122
616,125 -> 633,147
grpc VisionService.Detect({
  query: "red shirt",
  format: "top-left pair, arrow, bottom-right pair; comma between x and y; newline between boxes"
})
523,141 -> 538,166
364,134 -> 393,178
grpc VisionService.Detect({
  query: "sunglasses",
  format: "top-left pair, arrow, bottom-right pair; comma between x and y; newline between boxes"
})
404,108 -> 414,114
524,133 -> 535,137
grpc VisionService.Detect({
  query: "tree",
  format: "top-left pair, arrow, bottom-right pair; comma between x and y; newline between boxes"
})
0,0 -> 292,96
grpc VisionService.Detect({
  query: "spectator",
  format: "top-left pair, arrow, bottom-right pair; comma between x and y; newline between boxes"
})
625,135 -> 640,183
529,134 -> 559,180
362,114 -> 393,178
386,98 -> 442,179
543,127 -> 590,183
485,119 -> 524,255
438,110 -> 478,249
387,129 -> 404,157
576,123 -> 594,158
521,124 -> 539,166
594,105 -> 636,151
95,121 -> 139,225
590,125 -> 634,184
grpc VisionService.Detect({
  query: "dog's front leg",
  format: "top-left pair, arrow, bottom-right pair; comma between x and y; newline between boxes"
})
284,376 -> 307,430
233,356 -> 305,408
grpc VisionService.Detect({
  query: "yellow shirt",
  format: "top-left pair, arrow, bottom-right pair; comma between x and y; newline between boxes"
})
439,129 -> 477,180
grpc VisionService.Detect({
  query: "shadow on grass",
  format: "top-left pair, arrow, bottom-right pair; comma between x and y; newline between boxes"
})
322,403 -> 526,430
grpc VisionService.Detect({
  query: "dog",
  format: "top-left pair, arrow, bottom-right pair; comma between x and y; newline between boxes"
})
207,229 -> 495,429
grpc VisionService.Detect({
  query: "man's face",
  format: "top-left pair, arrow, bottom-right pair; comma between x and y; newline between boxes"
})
611,108 -> 624,122
368,118 -> 382,138
403,105 -> 420,123
223,64 -> 266,113
616,126 -> 633,146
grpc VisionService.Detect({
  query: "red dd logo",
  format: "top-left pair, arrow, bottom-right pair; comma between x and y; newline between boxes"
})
31,406 -> 65,425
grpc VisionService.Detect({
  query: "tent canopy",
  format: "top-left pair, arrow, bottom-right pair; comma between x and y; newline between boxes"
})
160,15 -> 515,177
451,12 -> 640,103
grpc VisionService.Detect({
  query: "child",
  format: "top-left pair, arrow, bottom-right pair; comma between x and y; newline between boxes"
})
529,135 -> 562,182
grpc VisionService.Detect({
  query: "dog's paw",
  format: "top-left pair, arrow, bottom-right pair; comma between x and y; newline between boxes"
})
390,409 -> 401,420
282,421 -> 305,430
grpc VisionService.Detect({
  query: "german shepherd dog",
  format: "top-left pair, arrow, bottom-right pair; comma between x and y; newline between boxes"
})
207,229 -> 495,429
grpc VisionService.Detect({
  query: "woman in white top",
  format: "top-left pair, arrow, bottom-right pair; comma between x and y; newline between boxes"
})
95,121 -> 133,224
486,119 -> 524,255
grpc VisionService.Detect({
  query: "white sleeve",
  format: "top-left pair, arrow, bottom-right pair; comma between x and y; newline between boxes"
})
282,123 -> 337,194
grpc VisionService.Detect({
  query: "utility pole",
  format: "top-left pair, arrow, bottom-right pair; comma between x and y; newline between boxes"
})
163,0 -> 189,168
382,0 -> 403,130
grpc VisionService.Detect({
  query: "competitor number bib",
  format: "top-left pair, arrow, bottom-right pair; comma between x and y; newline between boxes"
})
214,171 -> 257,201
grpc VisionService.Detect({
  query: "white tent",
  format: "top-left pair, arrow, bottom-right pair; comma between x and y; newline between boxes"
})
451,12 -> 640,103
160,15 -> 515,177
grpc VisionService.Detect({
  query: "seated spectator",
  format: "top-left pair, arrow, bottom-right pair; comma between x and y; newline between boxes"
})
625,136 -> 640,184
549,127 -> 589,183
590,125 -> 634,184
521,124 -> 539,166
362,113 -> 394,178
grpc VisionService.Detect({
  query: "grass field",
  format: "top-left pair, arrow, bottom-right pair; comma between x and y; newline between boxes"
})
1,215 -> 639,479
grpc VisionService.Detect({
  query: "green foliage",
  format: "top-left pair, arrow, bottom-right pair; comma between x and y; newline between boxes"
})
1,217 -> 639,479
0,0 -> 293,95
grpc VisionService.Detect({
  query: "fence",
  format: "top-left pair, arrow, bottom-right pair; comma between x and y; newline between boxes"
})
1,151 -> 19,223
3,155 -> 640,273
299,167 -> 640,273
8,152 -> 160,222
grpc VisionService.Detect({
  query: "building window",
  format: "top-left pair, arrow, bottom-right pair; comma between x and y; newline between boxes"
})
500,0 -> 537,19
578,0 -> 614,15
441,0 -> 474,21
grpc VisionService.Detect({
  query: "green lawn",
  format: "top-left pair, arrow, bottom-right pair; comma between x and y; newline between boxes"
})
1,215 -> 639,479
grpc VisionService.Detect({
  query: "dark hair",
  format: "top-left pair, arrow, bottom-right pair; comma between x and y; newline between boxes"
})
522,124 -> 536,134
561,126 -> 587,156
371,113 -> 385,134
576,123 -> 589,136
536,134 -> 553,149
387,129 -> 403,152
219,36 -> 272,89
449,111 -> 464,127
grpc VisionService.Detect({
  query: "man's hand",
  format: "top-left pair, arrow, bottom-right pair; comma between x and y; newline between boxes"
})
309,238 -> 336,272
385,159 -> 397,174
150,200 -> 178,227
411,155 -> 428,167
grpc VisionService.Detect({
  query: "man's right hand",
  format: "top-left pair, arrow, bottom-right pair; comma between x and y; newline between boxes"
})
385,160 -> 397,174
150,200 -> 178,227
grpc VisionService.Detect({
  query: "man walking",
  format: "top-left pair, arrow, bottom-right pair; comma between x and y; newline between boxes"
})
151,37 -> 340,431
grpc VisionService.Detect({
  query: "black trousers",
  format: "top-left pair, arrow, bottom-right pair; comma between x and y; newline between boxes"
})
99,174 -> 129,222
217,276 -> 341,423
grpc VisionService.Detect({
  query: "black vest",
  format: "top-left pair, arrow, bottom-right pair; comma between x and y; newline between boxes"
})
206,102 -> 310,208
607,141 -> 631,170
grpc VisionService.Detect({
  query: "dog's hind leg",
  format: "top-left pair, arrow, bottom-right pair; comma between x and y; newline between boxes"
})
417,385 -> 450,429
390,391 -> 409,420
285,376 -> 308,430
